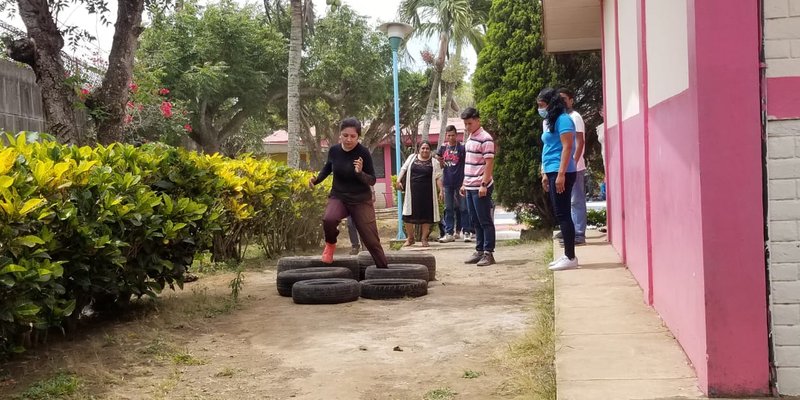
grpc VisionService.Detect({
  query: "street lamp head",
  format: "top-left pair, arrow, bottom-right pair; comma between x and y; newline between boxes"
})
379,22 -> 413,40
379,22 -> 413,50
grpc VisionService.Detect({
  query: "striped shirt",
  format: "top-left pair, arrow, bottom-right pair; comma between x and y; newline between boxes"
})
463,127 -> 495,190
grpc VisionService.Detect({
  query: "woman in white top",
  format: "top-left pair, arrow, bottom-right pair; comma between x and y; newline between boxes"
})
395,142 -> 444,247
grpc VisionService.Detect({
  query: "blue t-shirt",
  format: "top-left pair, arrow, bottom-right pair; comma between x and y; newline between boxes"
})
541,113 -> 577,173
436,143 -> 466,187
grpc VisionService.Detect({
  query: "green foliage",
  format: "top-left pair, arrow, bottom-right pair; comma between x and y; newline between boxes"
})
305,6 -> 391,120
462,370 -> 483,379
423,387 -> 457,400
228,266 -> 245,306
0,132 -> 328,359
123,67 -> 192,146
587,208 -> 606,227
13,372 -> 82,400
138,0 -> 288,153
301,5 -> 403,161
472,0 -> 601,227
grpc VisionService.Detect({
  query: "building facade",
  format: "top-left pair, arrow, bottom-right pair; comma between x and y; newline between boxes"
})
543,0 -> 800,395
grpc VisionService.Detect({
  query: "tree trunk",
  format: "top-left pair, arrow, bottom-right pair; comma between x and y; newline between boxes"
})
437,82 -> 456,147
189,127 -> 221,154
419,32 -> 449,143
419,72 -> 440,144
93,0 -> 145,145
299,110 -> 322,170
11,0 -> 81,144
286,0 -> 303,168
438,44 -> 461,147
189,102 -> 251,154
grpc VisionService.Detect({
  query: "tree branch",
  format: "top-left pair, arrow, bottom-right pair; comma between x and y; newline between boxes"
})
2,36 -> 35,65
219,106 -> 253,140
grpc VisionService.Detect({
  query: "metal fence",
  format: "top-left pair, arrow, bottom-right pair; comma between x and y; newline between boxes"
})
0,20 -> 97,134
0,59 -> 45,133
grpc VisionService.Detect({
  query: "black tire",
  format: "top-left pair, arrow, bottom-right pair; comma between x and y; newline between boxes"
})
292,278 -> 361,304
276,267 -> 352,297
360,279 -> 428,300
364,264 -> 430,281
357,251 -> 436,281
277,256 -> 360,280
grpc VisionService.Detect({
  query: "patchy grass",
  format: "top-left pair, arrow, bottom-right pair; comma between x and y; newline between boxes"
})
139,336 -> 206,366
496,239 -> 556,400
214,367 -> 237,378
13,372 -> 84,400
496,238 -> 538,247
462,369 -> 483,379
4,266 -> 242,399
423,387 -> 457,400
152,368 -> 181,400
171,351 -> 207,366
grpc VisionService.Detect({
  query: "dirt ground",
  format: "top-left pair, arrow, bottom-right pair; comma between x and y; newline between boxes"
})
2,239 -> 548,400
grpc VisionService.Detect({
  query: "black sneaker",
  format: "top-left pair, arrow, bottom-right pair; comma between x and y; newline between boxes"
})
477,252 -> 495,267
465,251 -> 483,264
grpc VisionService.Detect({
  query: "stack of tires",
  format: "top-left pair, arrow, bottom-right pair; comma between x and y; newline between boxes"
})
275,252 -> 437,304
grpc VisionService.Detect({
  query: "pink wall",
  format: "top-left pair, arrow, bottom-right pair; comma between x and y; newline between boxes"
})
692,0 -> 769,393
602,0 -> 769,395
767,77 -> 800,119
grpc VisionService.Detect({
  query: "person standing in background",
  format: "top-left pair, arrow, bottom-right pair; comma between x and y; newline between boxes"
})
559,88 -> 587,245
436,125 -> 473,243
460,108 -> 496,267
538,88 -> 579,271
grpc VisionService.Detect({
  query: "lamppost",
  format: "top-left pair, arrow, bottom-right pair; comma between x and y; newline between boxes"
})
379,22 -> 413,241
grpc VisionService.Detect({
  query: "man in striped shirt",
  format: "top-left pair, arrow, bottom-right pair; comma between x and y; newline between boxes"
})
459,107 -> 496,266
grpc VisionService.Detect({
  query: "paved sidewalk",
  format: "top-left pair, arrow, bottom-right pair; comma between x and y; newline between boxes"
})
553,231 -> 706,400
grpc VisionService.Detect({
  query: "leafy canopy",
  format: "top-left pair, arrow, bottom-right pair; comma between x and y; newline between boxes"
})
473,0 -> 602,227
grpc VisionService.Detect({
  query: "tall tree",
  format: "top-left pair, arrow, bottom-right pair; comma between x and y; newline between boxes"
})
138,0 -> 287,154
436,48 -> 466,146
473,0 -> 601,227
286,0 -> 305,168
2,0 -> 149,145
301,5 -> 421,169
399,0 -> 486,143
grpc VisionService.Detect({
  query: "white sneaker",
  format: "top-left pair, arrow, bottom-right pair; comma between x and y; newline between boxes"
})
464,233 -> 473,242
549,256 -> 579,271
548,255 -> 568,267
438,234 -> 455,243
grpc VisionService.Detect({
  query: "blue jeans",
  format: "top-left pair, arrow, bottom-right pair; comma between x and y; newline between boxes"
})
572,170 -> 587,240
443,186 -> 473,235
459,192 -> 474,234
547,172 -> 577,259
466,186 -> 495,252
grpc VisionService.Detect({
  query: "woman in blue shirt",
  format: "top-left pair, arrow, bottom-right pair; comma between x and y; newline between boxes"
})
538,87 -> 579,270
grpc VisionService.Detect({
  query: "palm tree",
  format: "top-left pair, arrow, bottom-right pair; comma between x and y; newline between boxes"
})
399,0 -> 487,143
287,0 -> 312,168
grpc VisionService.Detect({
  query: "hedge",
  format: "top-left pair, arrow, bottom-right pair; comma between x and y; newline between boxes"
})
0,133 -> 329,357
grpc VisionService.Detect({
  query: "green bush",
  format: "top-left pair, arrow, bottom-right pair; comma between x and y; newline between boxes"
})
0,133 -> 328,358
587,208 -> 606,227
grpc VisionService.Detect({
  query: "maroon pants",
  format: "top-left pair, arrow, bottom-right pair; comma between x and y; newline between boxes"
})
323,197 -> 388,268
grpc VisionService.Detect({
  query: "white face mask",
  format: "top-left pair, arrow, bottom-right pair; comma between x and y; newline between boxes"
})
538,108 -> 548,118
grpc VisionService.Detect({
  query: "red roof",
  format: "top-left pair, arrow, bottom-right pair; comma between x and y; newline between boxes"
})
262,128 -> 330,148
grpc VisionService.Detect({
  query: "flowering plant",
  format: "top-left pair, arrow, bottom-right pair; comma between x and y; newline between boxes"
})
122,67 -> 192,145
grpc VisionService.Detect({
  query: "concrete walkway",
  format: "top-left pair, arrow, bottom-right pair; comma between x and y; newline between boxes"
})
554,231 -> 706,400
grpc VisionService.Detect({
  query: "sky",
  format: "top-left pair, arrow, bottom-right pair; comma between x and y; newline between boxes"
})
5,0 -> 479,75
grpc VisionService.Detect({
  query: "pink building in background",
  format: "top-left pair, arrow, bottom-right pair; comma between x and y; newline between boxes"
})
543,0 -> 800,396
